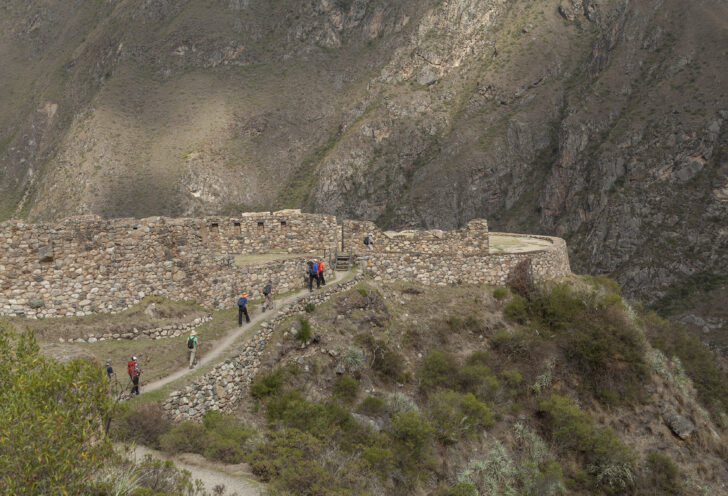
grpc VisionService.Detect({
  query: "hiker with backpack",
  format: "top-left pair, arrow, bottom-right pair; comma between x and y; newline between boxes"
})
318,259 -> 326,286
262,281 -> 274,312
364,233 -> 374,250
187,330 -> 198,369
238,292 -> 250,326
309,260 -> 320,292
127,356 -> 141,396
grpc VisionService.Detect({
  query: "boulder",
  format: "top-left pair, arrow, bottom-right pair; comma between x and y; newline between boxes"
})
662,407 -> 695,439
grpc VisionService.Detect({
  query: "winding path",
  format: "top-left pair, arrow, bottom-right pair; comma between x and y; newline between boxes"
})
142,269 -> 352,393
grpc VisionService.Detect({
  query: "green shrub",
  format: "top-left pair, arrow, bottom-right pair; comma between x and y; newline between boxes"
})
357,287 -> 368,297
159,421 -> 208,455
389,410 -> 435,474
362,446 -> 395,473
372,345 -> 406,382
466,350 -> 490,367
386,392 -> 419,414
504,295 -> 529,322
247,429 -> 324,482
539,394 -> 635,493
493,288 -> 508,301
250,368 -> 286,399
333,375 -> 359,404
490,328 -> 533,358
0,324 -> 112,495
266,391 -> 358,438
304,302 -> 316,313
448,482 -> 478,496
201,410 -> 253,463
357,395 -> 387,416
642,452 -> 684,495
112,401 -> 171,449
644,312 -> 728,422
500,368 -> 523,388
296,318 -> 313,342
418,350 -> 458,391
457,363 -> 499,400
458,441 -> 517,495
428,391 -> 494,443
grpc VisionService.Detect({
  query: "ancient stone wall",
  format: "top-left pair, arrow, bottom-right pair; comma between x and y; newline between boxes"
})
358,233 -> 570,286
0,210 -> 337,318
343,219 -> 489,255
163,275 -> 364,421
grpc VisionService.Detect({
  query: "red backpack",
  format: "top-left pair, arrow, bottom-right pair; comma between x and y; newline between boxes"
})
127,360 -> 136,376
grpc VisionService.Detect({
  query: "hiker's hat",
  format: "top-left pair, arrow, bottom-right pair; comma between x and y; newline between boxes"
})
106,358 -> 111,364
190,330 -> 197,336
132,356 -> 137,361
242,292 -> 249,297
368,232 -> 373,236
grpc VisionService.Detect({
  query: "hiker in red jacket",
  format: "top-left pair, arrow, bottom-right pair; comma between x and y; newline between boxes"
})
127,356 -> 141,396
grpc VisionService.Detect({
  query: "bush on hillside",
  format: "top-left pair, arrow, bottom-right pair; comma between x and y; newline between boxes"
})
159,421 -> 208,455
357,395 -> 387,416
447,482 -> 478,496
418,350 -> 458,392
492,288 -> 508,301
643,312 -> 728,423
539,394 -> 635,494
0,323 -> 112,495
357,334 -> 407,382
250,368 -> 286,399
390,410 -> 435,476
641,452 -> 684,496
333,374 -> 360,404
112,401 -> 171,449
296,318 -> 313,342
427,391 -> 494,443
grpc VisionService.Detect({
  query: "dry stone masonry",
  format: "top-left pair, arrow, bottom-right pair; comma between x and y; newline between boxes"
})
0,211 -> 571,319
163,276 -> 364,420
58,315 -> 213,344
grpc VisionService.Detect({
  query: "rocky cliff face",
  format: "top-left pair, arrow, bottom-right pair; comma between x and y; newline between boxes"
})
0,0 -> 726,305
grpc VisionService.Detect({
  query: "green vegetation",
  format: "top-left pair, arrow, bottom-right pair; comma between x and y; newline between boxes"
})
0,323 -> 112,493
650,272 -> 728,316
643,311 -> 728,423
502,283 -> 649,405
333,374 -> 360,404
642,452 -> 684,495
296,318 -> 313,342
539,394 -> 635,494
427,390 -> 494,443
492,287 -> 508,300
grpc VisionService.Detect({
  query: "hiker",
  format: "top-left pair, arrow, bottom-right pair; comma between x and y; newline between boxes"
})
309,260 -> 320,291
262,280 -> 274,312
238,292 -> 250,326
318,259 -> 326,286
105,359 -> 115,380
364,232 -> 374,250
127,356 -> 140,396
187,330 -> 198,369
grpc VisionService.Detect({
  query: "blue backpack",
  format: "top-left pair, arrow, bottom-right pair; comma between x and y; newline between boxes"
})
311,263 -> 318,275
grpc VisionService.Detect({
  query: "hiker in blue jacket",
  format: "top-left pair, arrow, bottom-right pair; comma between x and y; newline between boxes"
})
309,260 -> 320,292
237,292 -> 250,326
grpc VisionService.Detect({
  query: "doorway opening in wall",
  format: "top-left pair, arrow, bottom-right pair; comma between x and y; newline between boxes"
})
210,223 -> 219,235
257,221 -> 264,233
233,222 -> 241,235
280,220 -> 287,232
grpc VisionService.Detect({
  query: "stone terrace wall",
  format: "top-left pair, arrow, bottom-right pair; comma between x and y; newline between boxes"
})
360,233 -> 570,286
343,219 -> 489,255
163,275 -> 364,421
0,210 -> 336,318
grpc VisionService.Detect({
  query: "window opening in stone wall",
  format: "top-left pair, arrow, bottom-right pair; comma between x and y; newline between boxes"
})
280,220 -> 286,232
210,223 -> 219,235
257,221 -> 264,233
233,222 -> 241,235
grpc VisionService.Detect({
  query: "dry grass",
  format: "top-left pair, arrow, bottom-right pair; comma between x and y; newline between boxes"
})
489,235 -> 552,254
11,297 -> 207,342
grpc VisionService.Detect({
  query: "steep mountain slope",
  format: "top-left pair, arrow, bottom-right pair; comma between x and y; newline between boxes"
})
0,0 -> 726,305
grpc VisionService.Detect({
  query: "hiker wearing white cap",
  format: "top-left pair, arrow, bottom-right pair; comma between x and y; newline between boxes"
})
187,330 -> 199,369
364,232 -> 374,250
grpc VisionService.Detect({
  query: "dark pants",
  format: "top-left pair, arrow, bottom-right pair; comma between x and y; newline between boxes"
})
319,271 -> 326,285
309,274 -> 319,291
238,306 -> 250,325
131,375 -> 139,395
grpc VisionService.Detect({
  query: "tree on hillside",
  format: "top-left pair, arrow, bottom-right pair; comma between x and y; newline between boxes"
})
0,322 -> 112,494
